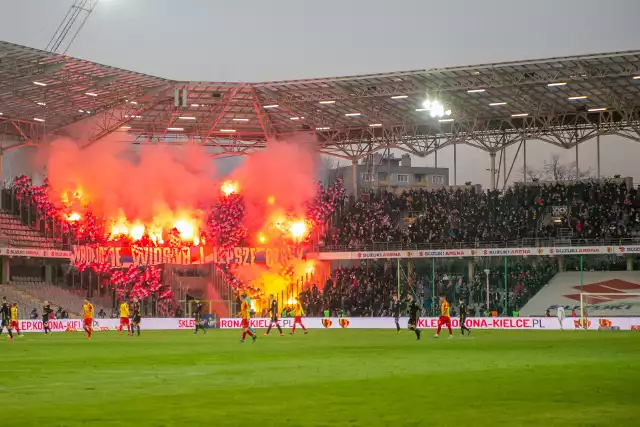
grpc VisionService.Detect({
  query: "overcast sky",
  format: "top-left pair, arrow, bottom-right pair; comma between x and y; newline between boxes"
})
1,0 -> 640,187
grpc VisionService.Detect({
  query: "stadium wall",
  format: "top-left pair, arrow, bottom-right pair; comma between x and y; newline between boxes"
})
520,271 -> 640,316
14,317 -> 196,333
12,316 -> 640,332
311,245 -> 640,260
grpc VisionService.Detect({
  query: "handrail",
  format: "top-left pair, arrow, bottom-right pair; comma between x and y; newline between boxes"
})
311,237 -> 640,252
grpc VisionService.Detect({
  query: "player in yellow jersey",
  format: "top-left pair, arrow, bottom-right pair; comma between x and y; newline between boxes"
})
82,299 -> 94,339
434,295 -> 452,338
118,300 -> 130,335
290,300 -> 308,335
238,294 -> 256,343
9,303 -> 22,337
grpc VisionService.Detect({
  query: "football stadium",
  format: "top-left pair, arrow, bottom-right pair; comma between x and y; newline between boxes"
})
1,2 -> 640,426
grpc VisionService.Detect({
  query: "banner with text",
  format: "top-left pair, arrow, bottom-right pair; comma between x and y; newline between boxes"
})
3,245 -> 640,263
312,245 -> 640,261
70,245 -> 307,267
1,247 -> 72,258
218,316 -> 640,331
14,317 -> 196,333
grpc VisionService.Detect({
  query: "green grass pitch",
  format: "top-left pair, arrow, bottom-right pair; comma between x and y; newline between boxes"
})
2,329 -> 639,427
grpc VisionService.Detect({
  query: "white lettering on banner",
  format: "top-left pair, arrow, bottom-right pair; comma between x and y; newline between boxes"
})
14,318 -> 195,333
218,317 -> 640,330
219,318 -> 298,329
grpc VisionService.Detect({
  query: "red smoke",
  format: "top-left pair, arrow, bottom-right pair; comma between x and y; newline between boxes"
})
38,134 -> 325,303
231,139 -> 319,234
46,136 -> 218,221
42,134 -> 321,241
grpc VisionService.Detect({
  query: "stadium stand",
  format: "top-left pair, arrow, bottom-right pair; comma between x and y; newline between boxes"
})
0,283 -> 46,317
299,257 -> 559,317
2,176 -> 640,320
323,179 -> 640,248
9,279 -> 112,318
0,211 -> 58,248
308,179 -> 640,318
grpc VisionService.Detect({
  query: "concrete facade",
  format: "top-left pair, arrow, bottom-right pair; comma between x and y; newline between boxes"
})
335,154 -> 450,195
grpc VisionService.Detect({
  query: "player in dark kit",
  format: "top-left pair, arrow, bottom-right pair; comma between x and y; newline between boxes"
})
193,300 -> 206,334
407,294 -> 422,340
265,294 -> 283,336
458,298 -> 471,336
391,294 -> 401,333
42,302 -> 54,335
0,296 -> 14,340
130,299 -> 141,336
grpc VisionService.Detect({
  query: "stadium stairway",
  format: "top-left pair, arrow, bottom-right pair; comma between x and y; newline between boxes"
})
8,281 -> 113,318
519,271 -> 640,317
0,283 -> 55,317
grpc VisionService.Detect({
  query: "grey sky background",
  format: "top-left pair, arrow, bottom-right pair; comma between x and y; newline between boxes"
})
1,0 -> 640,187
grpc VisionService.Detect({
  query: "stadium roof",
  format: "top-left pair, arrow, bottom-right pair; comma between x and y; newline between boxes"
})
1,40 -> 640,159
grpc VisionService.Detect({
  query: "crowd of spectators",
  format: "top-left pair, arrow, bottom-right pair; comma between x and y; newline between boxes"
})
300,263 -> 398,317
296,257 -> 560,318
295,253 -> 640,318
323,180 -> 640,247
306,179 -> 640,317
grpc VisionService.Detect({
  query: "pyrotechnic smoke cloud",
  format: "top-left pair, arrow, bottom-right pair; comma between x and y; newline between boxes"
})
231,138 -> 319,233
44,135 -> 219,223
43,135 -> 320,221
41,134 -> 322,299
223,138 -> 321,294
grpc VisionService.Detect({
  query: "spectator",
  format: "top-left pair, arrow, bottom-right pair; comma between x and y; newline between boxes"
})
325,180 -> 640,247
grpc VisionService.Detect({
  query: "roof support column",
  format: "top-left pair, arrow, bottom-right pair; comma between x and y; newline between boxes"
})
596,115 -> 601,179
596,134 -> 601,179
489,151 -> 496,190
453,142 -> 457,186
434,143 -> 438,168
575,142 -> 579,178
503,146 -> 507,188
351,158 -> 358,196
523,139 -> 527,183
